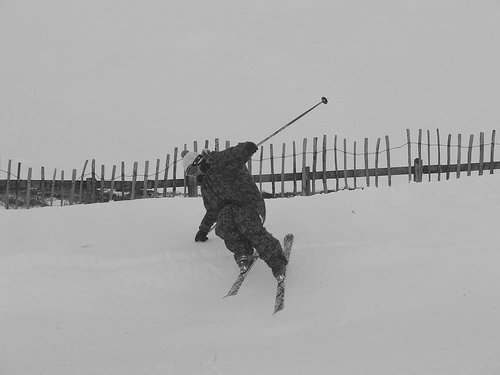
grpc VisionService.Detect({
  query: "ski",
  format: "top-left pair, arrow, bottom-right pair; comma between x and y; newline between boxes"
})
223,255 -> 259,298
273,233 -> 294,314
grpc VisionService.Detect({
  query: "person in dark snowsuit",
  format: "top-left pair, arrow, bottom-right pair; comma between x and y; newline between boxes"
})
182,142 -> 287,279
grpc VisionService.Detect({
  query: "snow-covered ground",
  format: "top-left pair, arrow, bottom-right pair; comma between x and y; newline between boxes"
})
1,175 -> 500,374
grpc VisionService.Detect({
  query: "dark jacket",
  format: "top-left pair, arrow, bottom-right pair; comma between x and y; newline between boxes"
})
198,142 -> 265,233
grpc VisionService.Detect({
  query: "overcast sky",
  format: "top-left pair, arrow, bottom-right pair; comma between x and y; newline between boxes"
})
1,0 -> 499,173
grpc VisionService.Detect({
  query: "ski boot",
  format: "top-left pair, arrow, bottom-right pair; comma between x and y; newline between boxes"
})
236,255 -> 253,274
272,264 -> 286,283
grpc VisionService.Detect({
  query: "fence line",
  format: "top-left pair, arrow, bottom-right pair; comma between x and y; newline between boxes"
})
2,140 -> 497,182
1,129 -> 498,209
2,138 -> 499,182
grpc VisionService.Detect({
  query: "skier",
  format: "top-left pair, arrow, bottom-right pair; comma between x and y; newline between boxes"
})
181,142 -> 288,281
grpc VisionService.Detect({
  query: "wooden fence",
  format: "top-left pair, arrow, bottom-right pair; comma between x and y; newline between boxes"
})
1,129 -> 498,209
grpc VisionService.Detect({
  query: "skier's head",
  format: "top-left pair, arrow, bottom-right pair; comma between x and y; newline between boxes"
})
181,150 -> 199,169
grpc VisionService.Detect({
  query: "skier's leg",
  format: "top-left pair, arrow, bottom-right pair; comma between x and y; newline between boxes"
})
216,205 -> 254,271
224,235 -> 254,264
235,207 -> 287,276
250,229 -> 287,277
222,228 -> 254,273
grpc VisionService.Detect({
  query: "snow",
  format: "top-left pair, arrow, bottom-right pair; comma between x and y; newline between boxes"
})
2,175 -> 500,374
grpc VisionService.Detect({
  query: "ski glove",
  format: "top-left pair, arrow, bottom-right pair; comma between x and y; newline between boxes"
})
244,142 -> 258,156
195,230 -> 209,242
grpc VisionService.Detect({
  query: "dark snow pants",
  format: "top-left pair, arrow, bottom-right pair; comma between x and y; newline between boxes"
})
215,204 -> 286,269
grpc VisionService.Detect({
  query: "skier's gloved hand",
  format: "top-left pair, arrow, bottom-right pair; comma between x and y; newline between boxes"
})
244,142 -> 258,156
195,230 -> 208,242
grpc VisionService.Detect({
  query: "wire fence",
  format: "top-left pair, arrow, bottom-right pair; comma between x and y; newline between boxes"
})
0,129 -> 498,209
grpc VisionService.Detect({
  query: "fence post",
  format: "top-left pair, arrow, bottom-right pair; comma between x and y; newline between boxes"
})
26,167 -> 32,209
418,129 -> 422,162
121,162 -> 126,199
79,160 -> 88,204
479,132 -> 485,175
101,165 -> 105,202
305,166 -> 311,196
186,176 -> 197,197
51,169 -> 57,206
172,147 -> 178,195
6,160 -> 11,209
85,178 -> 91,204
40,166 -> 46,204
302,138 -> 308,195
270,143 -> 275,198
110,165 -> 116,201
353,141 -> 357,190
91,160 -> 96,203
259,146 -> 264,193
131,161 -> 138,200
153,159 -> 160,198
182,151 -> 187,196
456,133 -> 462,178
446,134 -> 451,180
322,135 -> 328,193
281,142 -> 286,198
312,137 -> 318,194
292,141 -> 297,195
70,169 -> 77,205
343,138 -> 348,189
436,129 -> 441,181
15,162 -> 21,208
60,170 -> 65,206
427,130 -> 431,182
467,134 -> 474,176
334,135 -> 339,191
414,158 -> 423,182
364,137 -> 370,187
143,160 -> 149,198
163,155 -> 170,197
490,130 -> 496,174
406,129 -> 412,183
385,135 -> 392,186
375,138 -> 381,188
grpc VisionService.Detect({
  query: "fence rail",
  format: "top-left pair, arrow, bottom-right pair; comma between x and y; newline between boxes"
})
1,129 -> 498,209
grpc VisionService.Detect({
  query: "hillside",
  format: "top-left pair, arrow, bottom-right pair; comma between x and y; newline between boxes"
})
1,175 -> 500,374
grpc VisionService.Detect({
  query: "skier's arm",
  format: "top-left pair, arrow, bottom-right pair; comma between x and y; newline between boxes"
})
196,194 -> 218,241
195,211 -> 216,242
199,208 -> 217,234
211,142 -> 258,169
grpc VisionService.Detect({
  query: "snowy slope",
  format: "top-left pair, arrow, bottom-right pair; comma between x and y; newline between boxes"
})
2,175 -> 500,374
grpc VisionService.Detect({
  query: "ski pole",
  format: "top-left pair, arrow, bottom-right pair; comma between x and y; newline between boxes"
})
256,97 -> 328,147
